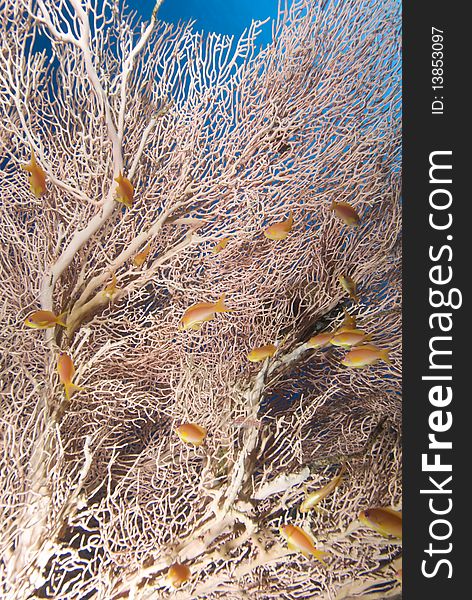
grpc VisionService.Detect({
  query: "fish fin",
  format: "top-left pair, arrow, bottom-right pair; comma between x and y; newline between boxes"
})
191,323 -> 203,331
286,211 -> 294,227
364,333 -> 373,342
56,312 -> 68,327
330,199 -> 336,211
64,382 -> 84,401
215,294 -> 231,313
313,550 -> 330,566
351,294 -> 360,303
381,349 -> 392,364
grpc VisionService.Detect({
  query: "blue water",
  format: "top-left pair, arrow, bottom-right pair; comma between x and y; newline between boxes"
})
128,0 -> 278,46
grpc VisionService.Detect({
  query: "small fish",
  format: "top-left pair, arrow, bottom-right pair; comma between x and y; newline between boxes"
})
22,151 -> 46,198
24,310 -> 66,329
338,274 -> 359,303
57,352 -> 84,400
330,329 -> 372,347
212,237 -> 229,254
341,344 -> 391,368
330,200 -> 360,226
280,525 -> 330,564
247,344 -> 277,362
263,211 -> 294,240
166,563 -> 191,589
179,294 -> 231,331
114,171 -> 134,208
175,423 -> 207,446
359,507 -> 402,539
338,308 -> 357,331
306,332 -> 333,349
300,465 -> 346,512
133,243 -> 151,267
103,273 -> 118,300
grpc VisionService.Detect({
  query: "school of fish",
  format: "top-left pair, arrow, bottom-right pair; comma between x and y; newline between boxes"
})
21,160 -> 398,588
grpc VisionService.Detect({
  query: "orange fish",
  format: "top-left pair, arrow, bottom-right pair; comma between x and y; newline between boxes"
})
57,353 -> 84,400
103,273 -> 118,300
338,308 -> 357,331
212,237 -> 229,254
300,465 -> 346,512
179,294 -> 231,331
341,344 -> 391,368
280,525 -> 330,564
114,171 -> 134,208
166,563 -> 191,588
247,344 -> 277,362
330,200 -> 360,226
175,423 -> 207,446
22,151 -> 46,198
359,507 -> 402,539
133,243 -> 151,267
338,274 -> 359,303
24,310 -> 66,329
264,211 -> 294,240
306,332 -> 333,349
330,329 -> 371,347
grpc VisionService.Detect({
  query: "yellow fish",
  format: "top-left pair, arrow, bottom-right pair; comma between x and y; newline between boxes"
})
22,151 -> 46,198
166,563 -> 191,589
280,525 -> 330,564
175,423 -> 207,446
24,310 -> 66,329
247,344 -> 277,362
338,274 -> 359,303
330,329 -> 372,347
179,294 -> 231,331
114,171 -> 134,208
330,200 -> 360,226
341,344 -> 391,368
263,211 -> 294,240
57,352 -> 85,400
133,243 -> 151,267
359,507 -> 402,539
103,273 -> 118,300
306,332 -> 333,349
212,237 -> 229,254
300,465 -> 346,512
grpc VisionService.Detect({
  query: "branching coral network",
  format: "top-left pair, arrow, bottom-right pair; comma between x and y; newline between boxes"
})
0,0 -> 402,598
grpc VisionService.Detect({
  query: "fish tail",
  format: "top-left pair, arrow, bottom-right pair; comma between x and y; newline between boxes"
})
56,312 -> 68,327
351,293 -> 360,303
313,549 -> 330,566
215,293 -> 231,313
64,382 -> 84,400
381,349 -> 392,364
